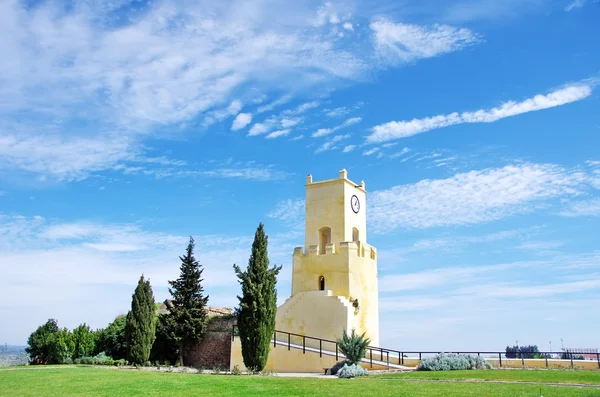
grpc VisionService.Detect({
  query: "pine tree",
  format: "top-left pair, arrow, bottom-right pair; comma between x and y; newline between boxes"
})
124,275 -> 156,365
163,236 -> 209,366
233,222 -> 282,372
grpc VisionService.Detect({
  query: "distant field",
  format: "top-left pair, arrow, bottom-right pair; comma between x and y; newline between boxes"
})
1,367 -> 600,397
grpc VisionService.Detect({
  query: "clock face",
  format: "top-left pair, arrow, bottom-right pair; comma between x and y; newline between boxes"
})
351,195 -> 360,213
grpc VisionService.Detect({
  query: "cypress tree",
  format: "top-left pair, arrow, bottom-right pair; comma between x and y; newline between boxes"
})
163,236 -> 209,366
233,222 -> 282,372
124,275 -> 156,365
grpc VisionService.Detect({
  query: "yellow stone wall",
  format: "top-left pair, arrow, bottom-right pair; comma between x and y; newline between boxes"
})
278,169 -> 379,348
230,338 -> 392,373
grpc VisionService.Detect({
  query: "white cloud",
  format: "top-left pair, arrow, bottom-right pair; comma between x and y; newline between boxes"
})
370,163 -> 593,231
363,147 -> 379,156
204,100 -> 243,126
342,145 -> 356,153
314,133 -> 350,153
256,94 -> 294,114
266,129 -> 291,139
565,0 -> 586,11
559,198 -> 600,217
280,118 -> 303,128
343,22 -> 354,31
312,128 -> 333,138
389,147 -> 410,158
0,133 -> 136,181
290,134 -> 304,141
0,214 -> 298,344
368,84 -> 593,143
267,199 -> 305,224
312,116 -> 362,137
516,240 -> 565,251
231,113 -> 253,130
370,18 -> 479,65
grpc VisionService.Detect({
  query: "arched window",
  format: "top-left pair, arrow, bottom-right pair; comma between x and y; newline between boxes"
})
319,276 -> 325,291
319,227 -> 331,254
352,227 -> 359,242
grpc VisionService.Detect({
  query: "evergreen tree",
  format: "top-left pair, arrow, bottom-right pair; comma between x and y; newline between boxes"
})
124,275 -> 156,365
163,236 -> 209,366
233,222 -> 282,372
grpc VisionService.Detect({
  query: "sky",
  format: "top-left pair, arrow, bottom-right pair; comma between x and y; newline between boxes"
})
0,0 -> 599,352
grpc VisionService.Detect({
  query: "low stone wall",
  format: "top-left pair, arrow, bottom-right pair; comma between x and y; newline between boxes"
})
184,315 -> 235,369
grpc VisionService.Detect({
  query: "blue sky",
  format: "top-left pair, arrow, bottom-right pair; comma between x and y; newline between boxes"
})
0,0 -> 599,352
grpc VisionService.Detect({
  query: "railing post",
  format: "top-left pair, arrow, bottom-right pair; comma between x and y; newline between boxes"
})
545,355 -> 548,368
570,352 -> 574,369
273,331 -> 276,347
370,349 -> 373,368
597,353 -> 600,369
419,352 -> 422,361
401,353 -> 404,366
499,353 -> 502,368
288,333 -> 290,351
319,340 -> 322,357
381,348 -> 383,361
302,336 -> 305,354
335,343 -> 338,361
521,356 -> 524,368
386,351 -> 389,370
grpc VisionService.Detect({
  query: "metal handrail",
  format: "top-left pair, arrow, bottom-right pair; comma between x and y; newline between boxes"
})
231,325 -> 600,369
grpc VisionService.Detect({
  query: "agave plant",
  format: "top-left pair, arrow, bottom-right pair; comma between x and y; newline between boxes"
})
337,329 -> 371,365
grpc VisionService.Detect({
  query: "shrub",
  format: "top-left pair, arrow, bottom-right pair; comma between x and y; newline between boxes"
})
417,353 -> 492,371
329,360 -> 352,375
231,365 -> 242,375
337,329 -> 371,364
337,363 -> 368,378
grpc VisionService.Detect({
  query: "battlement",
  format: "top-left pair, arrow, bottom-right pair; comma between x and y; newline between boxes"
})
293,241 -> 377,260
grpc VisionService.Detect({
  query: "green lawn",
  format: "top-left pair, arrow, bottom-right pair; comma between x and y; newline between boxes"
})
373,369 -> 600,385
0,367 -> 599,397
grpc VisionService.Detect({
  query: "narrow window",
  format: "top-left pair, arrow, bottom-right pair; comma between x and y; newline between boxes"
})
319,227 -> 331,254
319,276 -> 325,291
352,227 -> 359,242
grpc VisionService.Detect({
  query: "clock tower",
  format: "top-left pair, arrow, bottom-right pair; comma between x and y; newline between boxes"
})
275,169 -> 380,348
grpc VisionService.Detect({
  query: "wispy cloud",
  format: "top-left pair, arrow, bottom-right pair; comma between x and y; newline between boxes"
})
367,84 -> 593,143
370,162 -> 594,231
565,0 -> 587,11
559,198 -> 600,217
267,199 -> 305,225
370,18 -> 480,65
312,117 -> 362,137
231,113 -> 253,131
266,129 -> 291,139
315,134 -> 351,153
342,145 -> 356,153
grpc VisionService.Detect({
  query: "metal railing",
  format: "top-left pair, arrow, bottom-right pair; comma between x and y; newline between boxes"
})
232,325 -> 600,369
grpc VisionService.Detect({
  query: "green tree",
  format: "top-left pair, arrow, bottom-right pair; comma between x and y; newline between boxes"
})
162,237 -> 210,366
124,275 -> 156,365
96,315 -> 127,359
47,328 -> 75,364
233,222 -> 282,372
26,318 -> 60,364
72,323 -> 96,358
337,329 -> 371,364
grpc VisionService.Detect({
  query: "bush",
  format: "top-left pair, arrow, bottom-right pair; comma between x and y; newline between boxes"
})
329,360 -> 352,375
417,353 -> 492,371
337,363 -> 368,378
231,365 -> 242,375
337,329 -> 371,364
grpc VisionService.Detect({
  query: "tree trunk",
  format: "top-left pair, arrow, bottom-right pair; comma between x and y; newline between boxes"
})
179,341 -> 184,367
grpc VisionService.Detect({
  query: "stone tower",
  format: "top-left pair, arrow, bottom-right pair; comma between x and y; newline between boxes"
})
275,169 -> 380,347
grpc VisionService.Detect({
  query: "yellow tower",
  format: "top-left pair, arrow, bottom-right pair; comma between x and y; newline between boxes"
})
275,169 -> 380,347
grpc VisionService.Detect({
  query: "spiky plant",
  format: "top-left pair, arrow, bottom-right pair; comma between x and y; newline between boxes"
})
337,329 -> 371,365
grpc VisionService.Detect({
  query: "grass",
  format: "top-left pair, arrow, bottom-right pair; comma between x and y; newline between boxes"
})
373,369 -> 600,385
0,366 -> 599,397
